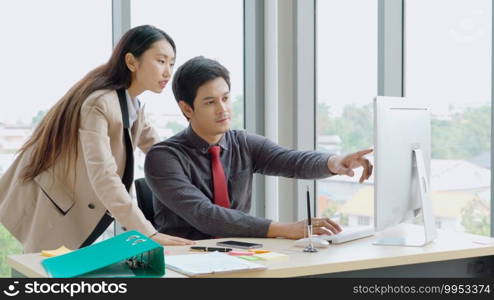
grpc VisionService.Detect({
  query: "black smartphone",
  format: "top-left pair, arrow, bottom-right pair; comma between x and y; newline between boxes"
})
216,240 -> 263,249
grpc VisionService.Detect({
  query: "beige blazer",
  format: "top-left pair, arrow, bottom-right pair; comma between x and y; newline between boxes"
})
0,90 -> 160,253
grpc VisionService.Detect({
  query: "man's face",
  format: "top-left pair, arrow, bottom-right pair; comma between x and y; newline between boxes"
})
182,77 -> 232,137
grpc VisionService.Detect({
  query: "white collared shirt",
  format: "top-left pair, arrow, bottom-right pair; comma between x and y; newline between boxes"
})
125,90 -> 141,127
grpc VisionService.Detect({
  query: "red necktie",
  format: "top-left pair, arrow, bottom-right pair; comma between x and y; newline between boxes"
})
208,146 -> 230,208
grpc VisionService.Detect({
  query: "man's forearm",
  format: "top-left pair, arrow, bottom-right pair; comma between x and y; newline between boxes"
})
267,222 -> 292,238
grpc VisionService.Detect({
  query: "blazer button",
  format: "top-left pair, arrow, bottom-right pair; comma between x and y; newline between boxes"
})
88,203 -> 95,209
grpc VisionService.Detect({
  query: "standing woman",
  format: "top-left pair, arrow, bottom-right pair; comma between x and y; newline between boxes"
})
0,25 -> 193,252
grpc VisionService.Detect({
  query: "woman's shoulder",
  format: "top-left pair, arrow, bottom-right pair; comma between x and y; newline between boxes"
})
80,89 -> 121,124
82,89 -> 117,109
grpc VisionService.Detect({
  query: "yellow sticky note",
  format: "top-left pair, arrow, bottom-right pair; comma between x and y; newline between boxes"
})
248,249 -> 270,254
254,252 -> 289,261
41,245 -> 72,257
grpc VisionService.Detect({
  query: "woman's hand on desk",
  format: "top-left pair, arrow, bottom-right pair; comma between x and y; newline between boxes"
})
151,233 -> 196,246
267,218 -> 342,239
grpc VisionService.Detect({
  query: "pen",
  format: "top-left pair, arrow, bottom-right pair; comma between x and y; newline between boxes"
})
303,186 -> 318,252
307,186 -> 311,226
190,246 -> 232,252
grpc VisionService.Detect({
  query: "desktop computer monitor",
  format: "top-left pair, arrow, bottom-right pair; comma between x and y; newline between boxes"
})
373,96 -> 436,246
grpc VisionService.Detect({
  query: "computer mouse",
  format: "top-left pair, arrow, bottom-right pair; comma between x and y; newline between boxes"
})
294,237 -> 330,248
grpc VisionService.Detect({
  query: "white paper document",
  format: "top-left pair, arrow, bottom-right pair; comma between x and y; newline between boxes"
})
166,252 -> 267,277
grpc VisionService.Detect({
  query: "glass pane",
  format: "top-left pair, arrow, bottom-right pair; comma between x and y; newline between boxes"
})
407,0 -> 491,236
131,0 -> 244,179
316,0 -> 378,227
0,0 -> 112,276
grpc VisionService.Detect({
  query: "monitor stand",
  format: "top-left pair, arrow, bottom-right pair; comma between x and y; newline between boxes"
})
373,148 -> 437,247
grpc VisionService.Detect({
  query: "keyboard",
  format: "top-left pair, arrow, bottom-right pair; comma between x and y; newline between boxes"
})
317,226 -> 375,244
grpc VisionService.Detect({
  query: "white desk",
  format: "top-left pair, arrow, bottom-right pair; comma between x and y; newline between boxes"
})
8,224 -> 494,278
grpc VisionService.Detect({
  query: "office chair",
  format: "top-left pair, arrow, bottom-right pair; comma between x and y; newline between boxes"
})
134,178 -> 155,226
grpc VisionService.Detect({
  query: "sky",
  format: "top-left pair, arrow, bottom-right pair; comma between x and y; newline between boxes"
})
0,0 -> 112,124
317,0 -> 491,116
0,0 -> 243,125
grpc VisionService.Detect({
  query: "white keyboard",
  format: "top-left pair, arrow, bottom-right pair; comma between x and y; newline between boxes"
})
317,226 -> 375,244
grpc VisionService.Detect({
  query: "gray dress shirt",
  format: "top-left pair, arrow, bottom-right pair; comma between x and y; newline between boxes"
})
144,126 -> 334,240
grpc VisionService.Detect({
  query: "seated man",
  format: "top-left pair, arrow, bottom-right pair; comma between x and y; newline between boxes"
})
144,56 -> 373,240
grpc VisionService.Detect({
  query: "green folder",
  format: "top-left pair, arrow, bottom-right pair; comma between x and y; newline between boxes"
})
41,230 -> 165,278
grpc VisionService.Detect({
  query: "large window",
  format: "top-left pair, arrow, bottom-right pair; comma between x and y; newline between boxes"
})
315,0 -> 378,227
0,0 -> 112,276
131,0 -> 245,179
406,0 -> 491,236
316,0 -> 491,237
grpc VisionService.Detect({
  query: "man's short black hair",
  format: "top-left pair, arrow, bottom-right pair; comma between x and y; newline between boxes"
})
172,56 -> 231,109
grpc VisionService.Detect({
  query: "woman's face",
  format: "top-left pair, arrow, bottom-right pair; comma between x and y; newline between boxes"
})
131,39 -> 175,94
